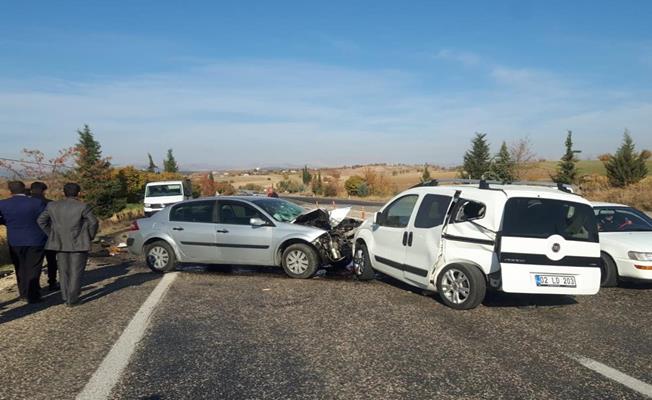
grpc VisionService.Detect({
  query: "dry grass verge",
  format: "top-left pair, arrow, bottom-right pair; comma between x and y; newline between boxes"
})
581,175 -> 652,211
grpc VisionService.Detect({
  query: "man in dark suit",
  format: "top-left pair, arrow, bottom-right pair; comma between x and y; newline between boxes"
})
0,181 -> 47,303
37,183 -> 99,307
30,181 -> 60,292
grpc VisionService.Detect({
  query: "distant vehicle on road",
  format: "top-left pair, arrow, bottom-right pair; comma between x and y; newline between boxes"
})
353,180 -> 602,309
143,180 -> 192,217
593,202 -> 652,286
128,197 -> 361,278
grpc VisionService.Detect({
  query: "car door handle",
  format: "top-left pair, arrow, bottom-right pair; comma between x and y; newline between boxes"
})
216,229 -> 229,233
408,232 -> 413,247
402,231 -> 408,246
172,227 -> 184,231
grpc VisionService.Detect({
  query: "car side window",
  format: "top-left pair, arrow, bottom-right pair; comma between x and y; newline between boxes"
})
380,195 -> 418,228
218,201 -> 268,225
170,201 -> 216,223
452,199 -> 486,223
414,194 -> 452,228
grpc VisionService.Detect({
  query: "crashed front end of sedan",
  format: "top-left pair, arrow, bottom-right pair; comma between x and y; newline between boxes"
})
293,207 -> 363,267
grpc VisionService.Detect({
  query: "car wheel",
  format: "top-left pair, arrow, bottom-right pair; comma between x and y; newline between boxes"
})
353,243 -> 374,281
436,264 -> 486,310
282,243 -> 319,279
600,252 -> 618,287
145,241 -> 176,273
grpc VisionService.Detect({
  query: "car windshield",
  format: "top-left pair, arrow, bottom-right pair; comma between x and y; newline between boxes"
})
145,184 -> 183,197
502,197 -> 599,242
251,198 -> 305,222
594,207 -> 652,232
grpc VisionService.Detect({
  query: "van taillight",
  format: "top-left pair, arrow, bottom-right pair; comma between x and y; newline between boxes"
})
129,221 -> 139,231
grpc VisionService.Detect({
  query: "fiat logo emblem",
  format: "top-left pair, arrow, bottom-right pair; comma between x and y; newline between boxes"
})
552,243 -> 561,253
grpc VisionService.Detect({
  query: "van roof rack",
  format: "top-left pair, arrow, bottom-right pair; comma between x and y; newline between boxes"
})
411,179 -> 574,193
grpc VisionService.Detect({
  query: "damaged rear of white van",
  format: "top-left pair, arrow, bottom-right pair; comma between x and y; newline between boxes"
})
353,181 -> 601,309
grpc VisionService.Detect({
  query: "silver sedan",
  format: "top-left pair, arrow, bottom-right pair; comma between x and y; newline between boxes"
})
127,197 -> 360,278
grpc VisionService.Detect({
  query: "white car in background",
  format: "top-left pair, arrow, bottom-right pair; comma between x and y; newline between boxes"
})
593,202 -> 652,286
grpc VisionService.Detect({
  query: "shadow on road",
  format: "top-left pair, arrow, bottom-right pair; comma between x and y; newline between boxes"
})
0,259 -> 158,325
374,272 -> 578,309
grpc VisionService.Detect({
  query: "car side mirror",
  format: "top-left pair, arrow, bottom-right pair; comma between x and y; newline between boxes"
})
374,212 -> 385,225
250,217 -> 268,226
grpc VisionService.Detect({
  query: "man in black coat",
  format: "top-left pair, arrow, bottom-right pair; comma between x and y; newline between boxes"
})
0,181 -> 47,303
30,181 -> 60,292
37,183 -> 98,306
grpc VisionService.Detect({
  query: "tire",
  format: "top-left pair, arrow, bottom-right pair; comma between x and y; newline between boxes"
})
281,243 -> 319,279
600,252 -> 619,287
144,241 -> 176,273
353,243 -> 375,281
436,264 -> 486,310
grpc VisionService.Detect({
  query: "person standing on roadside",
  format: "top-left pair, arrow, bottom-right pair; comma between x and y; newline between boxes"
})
37,183 -> 98,307
0,181 -> 47,303
30,181 -> 60,292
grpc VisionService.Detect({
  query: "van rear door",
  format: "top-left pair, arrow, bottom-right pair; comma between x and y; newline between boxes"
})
499,197 -> 601,295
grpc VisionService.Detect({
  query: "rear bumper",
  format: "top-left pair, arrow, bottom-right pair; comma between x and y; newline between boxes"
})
500,263 -> 601,295
615,258 -> 652,280
127,234 -> 144,256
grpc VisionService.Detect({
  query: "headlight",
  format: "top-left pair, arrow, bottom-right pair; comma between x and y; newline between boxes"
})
628,251 -> 652,261
144,203 -> 151,208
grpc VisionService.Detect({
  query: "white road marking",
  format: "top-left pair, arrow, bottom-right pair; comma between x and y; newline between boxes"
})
572,355 -> 652,398
76,272 -> 179,400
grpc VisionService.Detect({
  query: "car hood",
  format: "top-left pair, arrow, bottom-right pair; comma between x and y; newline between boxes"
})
600,231 -> 652,251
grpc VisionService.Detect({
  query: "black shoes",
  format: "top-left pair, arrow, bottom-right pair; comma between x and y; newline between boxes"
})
48,282 -> 61,292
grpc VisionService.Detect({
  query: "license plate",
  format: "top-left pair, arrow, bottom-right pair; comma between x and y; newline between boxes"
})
535,274 -> 576,288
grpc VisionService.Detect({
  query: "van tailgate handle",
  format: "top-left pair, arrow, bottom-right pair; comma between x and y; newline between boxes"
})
402,231 -> 408,246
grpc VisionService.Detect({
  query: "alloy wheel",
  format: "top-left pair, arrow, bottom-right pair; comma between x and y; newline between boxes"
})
440,268 -> 471,305
286,249 -> 309,274
148,246 -> 170,270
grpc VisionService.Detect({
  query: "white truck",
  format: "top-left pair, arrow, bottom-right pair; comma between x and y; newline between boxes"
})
143,180 -> 193,217
352,180 -> 601,309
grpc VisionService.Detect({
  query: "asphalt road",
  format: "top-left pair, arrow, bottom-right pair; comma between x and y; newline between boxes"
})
1,256 -> 651,399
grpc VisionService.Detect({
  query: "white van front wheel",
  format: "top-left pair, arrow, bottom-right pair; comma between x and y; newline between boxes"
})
437,264 -> 486,310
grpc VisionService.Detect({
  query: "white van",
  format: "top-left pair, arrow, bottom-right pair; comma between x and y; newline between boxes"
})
144,180 -> 192,217
352,180 -> 601,309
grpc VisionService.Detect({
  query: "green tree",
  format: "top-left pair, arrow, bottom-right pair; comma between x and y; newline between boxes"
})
163,149 -> 179,173
146,153 -> 158,173
72,125 -> 126,218
488,141 -> 516,183
603,130 -> 650,187
302,165 -> 312,185
552,131 -> 580,184
344,175 -> 365,196
461,133 -> 491,179
421,163 -> 431,182
311,171 -> 323,195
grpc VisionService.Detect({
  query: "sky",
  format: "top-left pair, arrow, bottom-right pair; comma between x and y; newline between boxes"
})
1,0 -> 651,169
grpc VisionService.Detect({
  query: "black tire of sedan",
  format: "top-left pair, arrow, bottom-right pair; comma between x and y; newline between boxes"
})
145,241 -> 176,273
282,243 -> 319,279
600,252 -> 618,287
436,264 -> 486,310
353,243 -> 375,281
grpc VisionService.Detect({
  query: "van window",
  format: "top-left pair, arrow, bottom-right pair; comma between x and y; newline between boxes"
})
453,200 -> 486,223
414,194 -> 451,228
146,184 -> 183,198
380,195 -> 418,228
170,201 -> 216,223
502,198 -> 598,242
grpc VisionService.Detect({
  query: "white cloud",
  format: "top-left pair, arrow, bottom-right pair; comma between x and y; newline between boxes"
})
0,58 -> 650,168
434,49 -> 481,67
